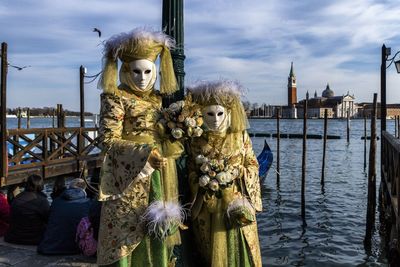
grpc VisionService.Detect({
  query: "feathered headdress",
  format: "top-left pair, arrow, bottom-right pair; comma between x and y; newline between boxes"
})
187,79 -> 249,132
98,27 -> 178,95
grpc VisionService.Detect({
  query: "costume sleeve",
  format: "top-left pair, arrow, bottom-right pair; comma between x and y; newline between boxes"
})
98,93 -> 154,201
241,131 -> 262,212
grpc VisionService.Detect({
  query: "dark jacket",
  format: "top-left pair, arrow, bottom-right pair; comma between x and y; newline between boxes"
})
37,188 -> 92,255
4,191 -> 50,245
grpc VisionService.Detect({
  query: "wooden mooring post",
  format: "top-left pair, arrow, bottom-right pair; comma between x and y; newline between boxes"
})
26,108 -> 30,128
17,108 -> 21,129
364,93 -> 377,249
276,107 -> 280,186
347,109 -> 350,143
364,113 -> 367,172
0,42 -> 7,184
301,92 -> 308,223
321,109 -> 328,187
57,104 -> 65,128
52,108 -> 55,128
397,115 -> 400,138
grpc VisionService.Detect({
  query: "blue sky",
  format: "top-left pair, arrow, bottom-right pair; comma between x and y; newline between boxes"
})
2,0 -> 400,113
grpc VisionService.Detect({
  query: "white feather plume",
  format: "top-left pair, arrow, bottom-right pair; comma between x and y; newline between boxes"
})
141,200 -> 186,240
226,196 -> 255,219
187,79 -> 246,106
103,27 -> 176,60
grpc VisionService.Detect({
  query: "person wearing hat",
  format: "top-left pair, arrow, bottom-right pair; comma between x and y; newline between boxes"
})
96,28 -> 183,266
37,178 -> 92,255
186,80 -> 263,267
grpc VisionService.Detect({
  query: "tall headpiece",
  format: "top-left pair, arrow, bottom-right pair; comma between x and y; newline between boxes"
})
187,80 -> 249,132
98,27 -> 178,95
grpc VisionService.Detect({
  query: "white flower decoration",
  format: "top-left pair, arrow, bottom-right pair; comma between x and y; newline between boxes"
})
195,155 -> 208,165
168,101 -> 184,113
171,128 -> 184,139
209,179 -> 220,191
200,162 -> 210,173
215,171 -> 233,185
199,175 -> 210,187
184,117 -> 196,128
192,127 -> 203,137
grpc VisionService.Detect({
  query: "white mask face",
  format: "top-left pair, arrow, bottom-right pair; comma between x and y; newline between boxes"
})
129,59 -> 155,90
202,105 -> 228,131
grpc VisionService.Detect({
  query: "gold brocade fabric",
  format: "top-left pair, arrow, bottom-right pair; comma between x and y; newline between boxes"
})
97,88 -> 182,265
188,131 -> 262,267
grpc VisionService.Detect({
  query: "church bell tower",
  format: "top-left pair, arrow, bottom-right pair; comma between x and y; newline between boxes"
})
288,62 -> 297,107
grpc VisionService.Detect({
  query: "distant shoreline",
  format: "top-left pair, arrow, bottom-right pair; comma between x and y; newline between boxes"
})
6,115 -> 97,118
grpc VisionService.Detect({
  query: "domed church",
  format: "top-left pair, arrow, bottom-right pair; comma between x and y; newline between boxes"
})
298,83 -> 356,118
282,62 -> 356,119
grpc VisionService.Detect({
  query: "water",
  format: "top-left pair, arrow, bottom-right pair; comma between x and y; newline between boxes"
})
249,118 -> 394,266
5,117 -> 396,266
5,116 -> 98,129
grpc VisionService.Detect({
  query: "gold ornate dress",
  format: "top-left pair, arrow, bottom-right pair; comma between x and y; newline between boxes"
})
97,86 -> 180,266
188,130 -> 262,267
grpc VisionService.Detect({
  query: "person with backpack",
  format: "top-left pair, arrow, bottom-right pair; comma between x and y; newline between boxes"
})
75,200 -> 102,257
37,178 -> 92,255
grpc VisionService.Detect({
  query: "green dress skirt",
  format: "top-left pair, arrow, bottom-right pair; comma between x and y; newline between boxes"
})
102,169 -> 173,267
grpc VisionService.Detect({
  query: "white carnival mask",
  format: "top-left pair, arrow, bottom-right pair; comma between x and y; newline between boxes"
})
129,59 -> 156,91
202,105 -> 229,132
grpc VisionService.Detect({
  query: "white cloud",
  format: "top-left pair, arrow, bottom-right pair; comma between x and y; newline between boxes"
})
1,0 -> 400,112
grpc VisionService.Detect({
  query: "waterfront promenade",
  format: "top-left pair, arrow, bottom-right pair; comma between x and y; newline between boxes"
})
0,237 -> 95,267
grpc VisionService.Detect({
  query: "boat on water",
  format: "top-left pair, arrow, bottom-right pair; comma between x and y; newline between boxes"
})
257,140 -> 273,183
6,114 -> 17,118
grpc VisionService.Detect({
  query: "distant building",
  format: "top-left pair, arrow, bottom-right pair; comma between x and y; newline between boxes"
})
356,103 -> 400,119
282,62 -> 298,118
297,84 -> 356,119
248,63 -> 363,119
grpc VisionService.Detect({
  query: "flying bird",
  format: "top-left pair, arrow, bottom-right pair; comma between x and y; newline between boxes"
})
93,28 -> 101,38
8,63 -> 31,71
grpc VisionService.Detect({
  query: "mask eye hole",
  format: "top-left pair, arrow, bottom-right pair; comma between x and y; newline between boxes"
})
145,69 -> 151,74
217,112 -> 224,116
207,112 -> 214,116
133,69 -> 140,74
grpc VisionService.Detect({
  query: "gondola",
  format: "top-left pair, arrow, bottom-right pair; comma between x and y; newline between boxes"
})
257,140 -> 273,183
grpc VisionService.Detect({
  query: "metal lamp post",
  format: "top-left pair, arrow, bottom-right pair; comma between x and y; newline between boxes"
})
162,0 -> 185,105
381,44 -> 400,132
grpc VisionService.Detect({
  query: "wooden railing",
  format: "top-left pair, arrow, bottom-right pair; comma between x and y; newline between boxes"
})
1,127 -> 103,186
381,130 -> 400,248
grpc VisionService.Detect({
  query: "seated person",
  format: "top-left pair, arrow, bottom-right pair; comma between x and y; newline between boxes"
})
0,191 -> 10,237
4,175 -> 50,245
50,176 -> 66,200
75,200 -> 102,257
37,178 -> 92,255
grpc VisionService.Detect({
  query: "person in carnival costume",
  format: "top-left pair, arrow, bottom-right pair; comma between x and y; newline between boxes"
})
97,27 -> 185,267
187,80 -> 262,267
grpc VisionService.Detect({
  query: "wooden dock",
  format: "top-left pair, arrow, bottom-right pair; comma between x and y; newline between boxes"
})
381,131 -> 400,261
1,127 -> 103,186
0,42 -> 103,187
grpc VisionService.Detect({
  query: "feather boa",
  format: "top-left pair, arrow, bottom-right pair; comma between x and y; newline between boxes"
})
141,200 -> 186,240
226,196 -> 255,227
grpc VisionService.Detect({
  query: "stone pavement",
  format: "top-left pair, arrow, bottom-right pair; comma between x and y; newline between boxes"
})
0,237 -> 96,267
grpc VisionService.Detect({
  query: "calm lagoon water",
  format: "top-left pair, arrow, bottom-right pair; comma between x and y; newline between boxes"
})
6,117 -> 397,266
249,118 -> 395,267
